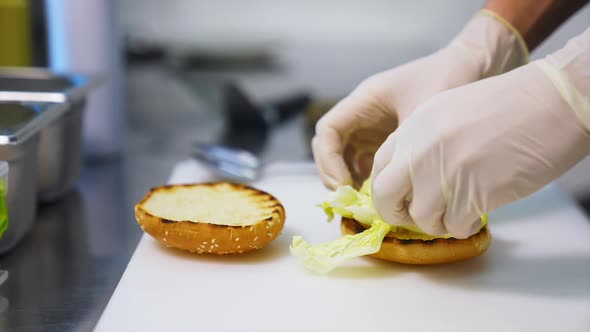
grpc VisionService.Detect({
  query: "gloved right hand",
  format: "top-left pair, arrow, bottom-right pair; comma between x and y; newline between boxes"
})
312,10 -> 528,190
371,27 -> 590,239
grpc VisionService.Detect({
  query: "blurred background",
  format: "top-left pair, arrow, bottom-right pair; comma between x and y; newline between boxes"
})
1,0 -> 590,330
2,0 -> 590,201
122,0 -> 590,205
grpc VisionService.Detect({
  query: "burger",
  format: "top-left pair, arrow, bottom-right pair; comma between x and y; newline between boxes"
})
290,179 -> 490,274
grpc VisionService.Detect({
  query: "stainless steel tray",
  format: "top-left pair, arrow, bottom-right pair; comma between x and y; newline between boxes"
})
0,67 -> 95,103
0,68 -> 98,201
0,101 -> 68,254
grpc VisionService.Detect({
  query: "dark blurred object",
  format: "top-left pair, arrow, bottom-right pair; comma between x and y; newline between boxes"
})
30,0 -> 48,67
578,196 -> 590,219
124,35 -> 165,62
124,34 -> 280,71
164,36 -> 280,71
266,91 -> 312,125
169,52 -> 278,71
220,82 -> 268,154
219,82 -> 311,155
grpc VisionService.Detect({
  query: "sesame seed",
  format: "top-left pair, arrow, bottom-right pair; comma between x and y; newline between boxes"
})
253,236 -> 258,241
235,238 -> 240,241
250,226 -> 254,232
163,238 -> 167,242
267,233 -> 272,237
165,231 -> 169,236
237,245 -> 241,249
214,244 -> 219,247
212,239 -> 216,243
238,250 -> 244,254
203,242 -> 208,245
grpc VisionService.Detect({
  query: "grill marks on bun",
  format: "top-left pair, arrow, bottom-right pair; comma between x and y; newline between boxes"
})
135,182 -> 285,255
340,217 -> 491,264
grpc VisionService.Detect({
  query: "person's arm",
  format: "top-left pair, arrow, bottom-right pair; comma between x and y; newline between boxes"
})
485,0 -> 589,51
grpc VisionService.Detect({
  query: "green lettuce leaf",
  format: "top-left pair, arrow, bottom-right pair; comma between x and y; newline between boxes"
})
291,179 -> 488,273
317,183 -> 378,226
316,180 -> 487,236
0,179 -> 8,239
290,219 -> 392,274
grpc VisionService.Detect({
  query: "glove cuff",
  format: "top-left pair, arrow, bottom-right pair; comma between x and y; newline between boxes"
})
537,27 -> 590,134
478,9 -> 530,64
451,9 -> 529,78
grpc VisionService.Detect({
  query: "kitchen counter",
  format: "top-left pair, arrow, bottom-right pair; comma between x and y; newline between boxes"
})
2,38 -> 590,329
0,60 -> 312,331
96,163 -> 590,332
0,160 -> 137,332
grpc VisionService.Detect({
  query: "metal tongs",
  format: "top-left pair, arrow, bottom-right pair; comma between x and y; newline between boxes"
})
190,83 -> 311,183
191,143 -> 262,182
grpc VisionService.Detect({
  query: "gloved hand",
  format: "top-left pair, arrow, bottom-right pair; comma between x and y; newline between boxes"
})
312,10 -> 528,189
371,28 -> 590,239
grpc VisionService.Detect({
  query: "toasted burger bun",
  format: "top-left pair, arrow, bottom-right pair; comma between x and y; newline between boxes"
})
135,182 -> 285,255
340,217 -> 491,264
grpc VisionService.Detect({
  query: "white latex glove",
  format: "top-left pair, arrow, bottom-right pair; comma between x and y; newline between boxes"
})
312,10 -> 528,189
372,28 -> 590,239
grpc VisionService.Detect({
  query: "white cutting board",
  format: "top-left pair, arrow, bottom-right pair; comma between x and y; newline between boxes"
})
95,162 -> 590,332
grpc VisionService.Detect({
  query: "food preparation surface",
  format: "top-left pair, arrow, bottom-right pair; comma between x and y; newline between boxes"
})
95,162 -> 590,332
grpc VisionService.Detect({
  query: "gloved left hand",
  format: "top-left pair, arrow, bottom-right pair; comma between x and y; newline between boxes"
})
371,28 -> 590,239
312,10 -> 528,190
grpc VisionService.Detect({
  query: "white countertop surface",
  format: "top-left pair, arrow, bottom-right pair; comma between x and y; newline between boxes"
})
95,161 -> 590,332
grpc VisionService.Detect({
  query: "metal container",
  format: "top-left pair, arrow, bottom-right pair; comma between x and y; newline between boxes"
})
0,102 -> 67,254
0,67 -> 94,202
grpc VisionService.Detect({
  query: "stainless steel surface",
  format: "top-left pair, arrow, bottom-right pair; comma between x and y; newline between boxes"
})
0,102 -> 67,145
0,162 -> 135,331
0,103 -> 45,254
0,63 -> 216,331
37,101 -> 84,202
0,67 -> 96,103
0,138 -> 38,255
0,68 -> 95,202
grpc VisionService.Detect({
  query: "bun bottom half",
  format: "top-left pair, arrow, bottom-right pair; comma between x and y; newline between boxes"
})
340,217 -> 491,265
